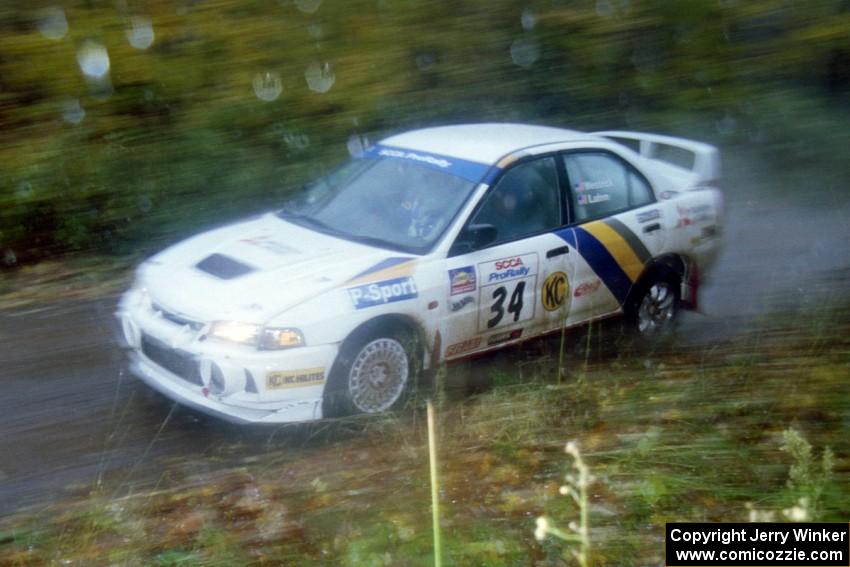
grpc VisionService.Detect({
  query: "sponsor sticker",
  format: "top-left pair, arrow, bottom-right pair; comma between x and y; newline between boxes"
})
478,253 -> 538,331
445,337 -> 481,357
450,296 -> 474,312
349,276 -> 418,309
541,271 -> 569,311
487,328 -> 523,346
573,278 -> 602,297
378,148 -> 451,169
636,209 -> 661,223
480,253 -> 537,284
266,367 -> 325,390
449,266 -> 476,295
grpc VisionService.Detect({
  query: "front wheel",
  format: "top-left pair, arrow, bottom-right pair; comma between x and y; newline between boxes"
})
324,328 -> 417,417
625,267 -> 681,338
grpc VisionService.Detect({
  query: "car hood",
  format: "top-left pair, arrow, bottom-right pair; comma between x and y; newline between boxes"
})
139,213 -> 408,323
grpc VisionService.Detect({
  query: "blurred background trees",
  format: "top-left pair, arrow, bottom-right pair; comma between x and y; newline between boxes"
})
1,0 -> 847,265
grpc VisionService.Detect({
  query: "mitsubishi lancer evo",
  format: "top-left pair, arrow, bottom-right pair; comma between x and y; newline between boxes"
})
117,123 -> 722,423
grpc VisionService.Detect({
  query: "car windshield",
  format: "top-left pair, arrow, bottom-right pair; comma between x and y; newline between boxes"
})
278,156 -> 478,254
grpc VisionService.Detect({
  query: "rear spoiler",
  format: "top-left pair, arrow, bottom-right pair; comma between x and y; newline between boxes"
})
593,130 -> 721,185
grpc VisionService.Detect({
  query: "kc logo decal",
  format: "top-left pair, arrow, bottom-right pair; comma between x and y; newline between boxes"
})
541,272 -> 569,311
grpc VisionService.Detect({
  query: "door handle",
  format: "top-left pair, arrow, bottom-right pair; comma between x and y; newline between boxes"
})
546,246 -> 570,258
643,223 -> 661,233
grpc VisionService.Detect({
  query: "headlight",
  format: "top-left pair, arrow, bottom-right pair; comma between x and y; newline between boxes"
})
209,321 -> 260,344
260,327 -> 305,350
208,321 -> 304,350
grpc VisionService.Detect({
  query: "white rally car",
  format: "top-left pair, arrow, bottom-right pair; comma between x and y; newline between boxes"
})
117,124 -> 722,424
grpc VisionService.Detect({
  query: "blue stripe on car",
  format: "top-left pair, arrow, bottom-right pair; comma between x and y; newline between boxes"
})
363,144 -> 492,183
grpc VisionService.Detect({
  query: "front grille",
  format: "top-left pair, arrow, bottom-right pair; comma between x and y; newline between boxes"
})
140,334 -> 203,386
151,303 -> 204,331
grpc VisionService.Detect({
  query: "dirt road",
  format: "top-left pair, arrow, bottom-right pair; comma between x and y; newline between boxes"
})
1,156 -> 848,515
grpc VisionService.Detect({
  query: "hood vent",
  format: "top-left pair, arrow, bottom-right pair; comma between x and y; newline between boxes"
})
195,253 -> 256,280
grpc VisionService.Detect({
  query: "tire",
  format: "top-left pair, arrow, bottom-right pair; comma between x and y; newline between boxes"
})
624,266 -> 681,339
323,325 -> 418,417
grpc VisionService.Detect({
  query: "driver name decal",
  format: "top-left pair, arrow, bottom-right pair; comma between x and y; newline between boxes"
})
349,277 -> 418,309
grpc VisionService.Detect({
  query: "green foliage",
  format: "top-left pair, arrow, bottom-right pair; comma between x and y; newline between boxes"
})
0,1 -> 848,263
781,428 -> 835,520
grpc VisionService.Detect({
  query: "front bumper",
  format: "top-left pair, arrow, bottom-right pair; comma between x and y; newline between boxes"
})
117,289 -> 338,424
129,352 -> 322,424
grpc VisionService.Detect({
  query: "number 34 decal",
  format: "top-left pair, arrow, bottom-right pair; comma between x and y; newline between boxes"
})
488,281 -> 525,328
480,277 -> 535,330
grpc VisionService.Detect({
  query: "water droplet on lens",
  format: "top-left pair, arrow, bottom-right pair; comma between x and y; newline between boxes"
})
77,41 -> 111,79
307,24 -> 324,39
294,0 -> 321,14
521,8 -> 536,31
138,195 -> 152,213
3,250 -> 17,266
253,71 -> 283,102
305,62 -> 335,93
510,38 -> 539,68
415,53 -> 435,71
715,113 -> 737,135
62,98 -> 85,125
347,134 -> 369,157
284,132 -> 310,150
126,16 -> 155,50
38,6 -> 68,40
17,181 -> 33,199
596,0 -> 614,18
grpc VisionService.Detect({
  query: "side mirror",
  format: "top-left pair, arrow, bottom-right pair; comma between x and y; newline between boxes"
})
451,223 -> 497,255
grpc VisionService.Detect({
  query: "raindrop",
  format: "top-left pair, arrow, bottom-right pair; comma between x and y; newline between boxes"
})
596,0 -> 614,18
138,195 -> 152,213
77,41 -> 111,79
38,6 -> 68,40
144,89 -> 154,101
415,53 -> 435,71
307,24 -> 324,39
253,71 -> 283,102
305,62 -> 335,93
3,250 -> 16,267
510,38 -> 540,68
715,113 -> 737,135
62,98 -> 85,125
284,132 -> 310,150
521,8 -> 536,31
16,181 -> 33,199
294,0 -> 321,14
126,16 -> 155,50
347,134 -> 369,157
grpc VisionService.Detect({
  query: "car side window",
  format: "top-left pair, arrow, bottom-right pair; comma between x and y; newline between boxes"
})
465,156 -> 561,247
564,152 -> 654,222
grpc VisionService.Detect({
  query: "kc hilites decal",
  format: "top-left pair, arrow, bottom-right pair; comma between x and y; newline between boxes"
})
477,253 -> 538,331
541,271 -> 569,311
266,367 -> 325,390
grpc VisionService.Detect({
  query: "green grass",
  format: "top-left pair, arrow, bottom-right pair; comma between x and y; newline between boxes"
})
1,303 -> 848,566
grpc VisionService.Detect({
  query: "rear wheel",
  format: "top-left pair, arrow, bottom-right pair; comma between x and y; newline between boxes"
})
625,266 -> 681,339
324,326 -> 417,417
